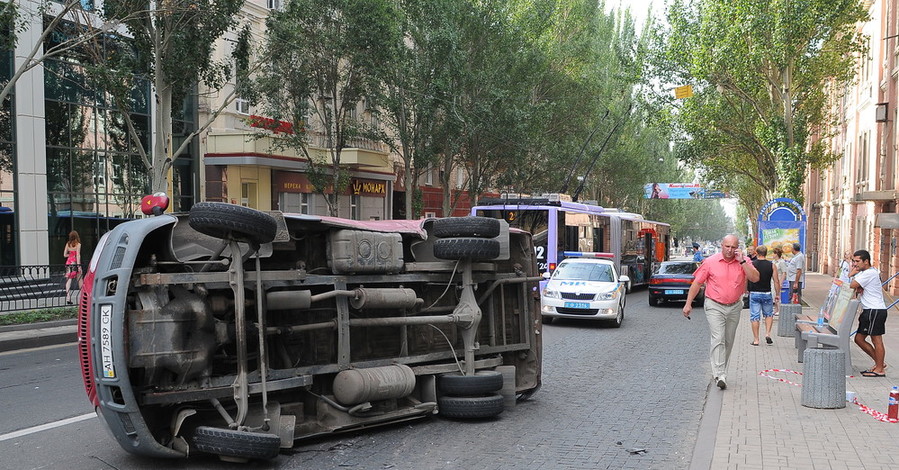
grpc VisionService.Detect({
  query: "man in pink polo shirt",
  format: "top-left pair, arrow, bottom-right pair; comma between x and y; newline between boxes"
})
684,234 -> 760,390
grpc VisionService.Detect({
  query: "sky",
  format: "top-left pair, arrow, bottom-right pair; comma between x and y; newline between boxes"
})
605,0 -> 665,29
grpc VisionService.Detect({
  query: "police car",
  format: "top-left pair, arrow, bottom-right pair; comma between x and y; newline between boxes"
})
540,252 -> 629,327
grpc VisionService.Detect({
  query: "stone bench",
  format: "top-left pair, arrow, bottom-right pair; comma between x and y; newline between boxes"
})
795,298 -> 860,376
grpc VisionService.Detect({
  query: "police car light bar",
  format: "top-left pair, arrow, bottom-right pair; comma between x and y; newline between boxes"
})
563,251 -> 615,259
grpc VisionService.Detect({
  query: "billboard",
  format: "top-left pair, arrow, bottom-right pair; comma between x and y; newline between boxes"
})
644,183 -> 729,199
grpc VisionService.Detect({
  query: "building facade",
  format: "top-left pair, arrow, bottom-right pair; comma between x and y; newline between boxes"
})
806,0 -> 899,296
0,0 -> 475,267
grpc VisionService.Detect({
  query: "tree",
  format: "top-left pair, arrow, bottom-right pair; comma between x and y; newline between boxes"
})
434,0 -> 539,211
255,0 -> 401,217
377,0 -> 460,219
651,0 -> 867,211
94,0 -> 246,195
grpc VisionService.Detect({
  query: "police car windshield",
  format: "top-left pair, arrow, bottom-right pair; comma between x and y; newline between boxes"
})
554,262 -> 613,282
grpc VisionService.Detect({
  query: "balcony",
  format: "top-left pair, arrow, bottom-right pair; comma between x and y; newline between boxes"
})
855,190 -> 897,202
205,133 -> 390,172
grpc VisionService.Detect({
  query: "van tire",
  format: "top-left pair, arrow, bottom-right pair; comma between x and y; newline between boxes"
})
192,426 -> 281,461
432,217 -> 500,238
437,394 -> 505,419
433,238 -> 500,260
438,371 -> 503,395
189,202 -> 278,245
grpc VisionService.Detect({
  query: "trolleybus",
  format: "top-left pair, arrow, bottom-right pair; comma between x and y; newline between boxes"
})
471,194 -> 670,291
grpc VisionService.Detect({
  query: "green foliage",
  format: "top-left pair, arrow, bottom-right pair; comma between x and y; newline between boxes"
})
256,0 -> 401,216
0,307 -> 77,326
98,0 -> 246,192
649,0 -> 867,215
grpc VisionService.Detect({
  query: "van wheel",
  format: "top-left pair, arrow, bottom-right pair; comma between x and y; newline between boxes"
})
438,371 -> 503,396
433,238 -> 500,260
192,426 -> 281,461
437,394 -> 505,419
189,202 -> 278,245
432,217 -> 500,238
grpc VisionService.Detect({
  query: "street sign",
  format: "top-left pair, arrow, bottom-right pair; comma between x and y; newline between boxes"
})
674,85 -> 693,99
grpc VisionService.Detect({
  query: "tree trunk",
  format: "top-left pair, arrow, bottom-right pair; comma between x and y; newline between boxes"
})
153,76 -> 173,194
441,156 -> 453,216
782,64 -> 794,148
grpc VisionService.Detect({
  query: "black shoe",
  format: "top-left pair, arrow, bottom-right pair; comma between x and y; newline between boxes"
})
766,337 -> 773,345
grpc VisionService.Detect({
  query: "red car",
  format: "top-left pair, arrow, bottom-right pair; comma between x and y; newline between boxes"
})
648,261 -> 704,306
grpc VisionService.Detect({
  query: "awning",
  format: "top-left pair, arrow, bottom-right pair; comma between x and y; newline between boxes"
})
875,213 -> 899,229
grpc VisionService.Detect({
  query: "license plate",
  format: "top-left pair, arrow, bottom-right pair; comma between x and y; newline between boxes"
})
564,302 -> 590,309
100,304 -> 116,378
664,289 -> 684,295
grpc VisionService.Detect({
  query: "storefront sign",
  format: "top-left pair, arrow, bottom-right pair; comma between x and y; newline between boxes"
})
352,179 -> 387,197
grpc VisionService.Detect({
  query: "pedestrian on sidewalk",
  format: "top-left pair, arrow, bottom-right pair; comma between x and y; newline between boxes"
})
747,245 -> 779,346
772,246 -> 788,313
837,250 -> 852,284
849,249 -> 888,377
63,230 -> 82,304
684,234 -> 760,390
787,242 -> 806,304
692,242 -> 704,262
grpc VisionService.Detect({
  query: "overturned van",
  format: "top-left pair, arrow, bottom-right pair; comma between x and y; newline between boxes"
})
78,203 -> 542,461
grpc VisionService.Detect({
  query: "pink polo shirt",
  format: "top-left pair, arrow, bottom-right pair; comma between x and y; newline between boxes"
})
693,252 -> 747,304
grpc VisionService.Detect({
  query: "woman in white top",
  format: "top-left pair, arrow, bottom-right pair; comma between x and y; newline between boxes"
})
837,250 -> 851,284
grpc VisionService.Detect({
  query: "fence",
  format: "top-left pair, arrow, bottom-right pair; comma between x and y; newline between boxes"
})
0,265 -> 74,313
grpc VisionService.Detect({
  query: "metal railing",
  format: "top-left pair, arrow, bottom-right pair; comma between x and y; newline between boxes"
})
0,265 -> 76,313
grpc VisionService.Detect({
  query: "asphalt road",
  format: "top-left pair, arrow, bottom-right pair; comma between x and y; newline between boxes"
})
0,288 -> 713,470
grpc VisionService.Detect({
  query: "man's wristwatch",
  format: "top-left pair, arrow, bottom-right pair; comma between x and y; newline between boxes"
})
740,259 -> 746,265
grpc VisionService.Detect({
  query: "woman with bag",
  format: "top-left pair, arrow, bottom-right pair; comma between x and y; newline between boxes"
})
64,230 -> 82,304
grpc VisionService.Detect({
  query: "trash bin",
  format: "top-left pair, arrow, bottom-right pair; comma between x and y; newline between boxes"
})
801,347 -> 846,409
778,303 -> 801,338
780,280 -> 790,304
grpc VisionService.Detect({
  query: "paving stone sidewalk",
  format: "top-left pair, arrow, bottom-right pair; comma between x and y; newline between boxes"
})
711,273 -> 899,469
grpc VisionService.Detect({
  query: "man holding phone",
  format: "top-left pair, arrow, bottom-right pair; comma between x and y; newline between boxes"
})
684,234 -> 760,390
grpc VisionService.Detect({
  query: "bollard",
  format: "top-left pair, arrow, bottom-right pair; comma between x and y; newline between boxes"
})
778,303 -> 802,337
801,347 -> 846,409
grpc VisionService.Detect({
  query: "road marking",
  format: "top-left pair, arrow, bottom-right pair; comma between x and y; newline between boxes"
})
0,413 -> 95,442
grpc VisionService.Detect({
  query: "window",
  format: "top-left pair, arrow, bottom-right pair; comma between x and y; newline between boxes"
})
279,192 -> 312,214
424,164 -> 433,186
268,0 -> 283,10
350,194 -> 360,220
235,98 -> 249,115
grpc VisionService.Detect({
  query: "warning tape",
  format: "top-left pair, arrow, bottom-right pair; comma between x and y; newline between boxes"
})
759,369 -> 897,423
758,368 -> 802,386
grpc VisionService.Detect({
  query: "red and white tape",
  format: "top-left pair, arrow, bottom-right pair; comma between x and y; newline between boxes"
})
759,369 -> 895,423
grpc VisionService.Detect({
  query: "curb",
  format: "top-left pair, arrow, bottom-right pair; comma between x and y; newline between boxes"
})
0,319 -> 77,353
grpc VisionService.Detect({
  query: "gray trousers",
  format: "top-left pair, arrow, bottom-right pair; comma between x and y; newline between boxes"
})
705,298 -> 744,381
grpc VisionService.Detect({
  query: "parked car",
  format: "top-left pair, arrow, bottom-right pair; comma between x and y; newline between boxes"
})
540,254 -> 629,327
648,261 -> 704,306
77,204 -> 542,461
